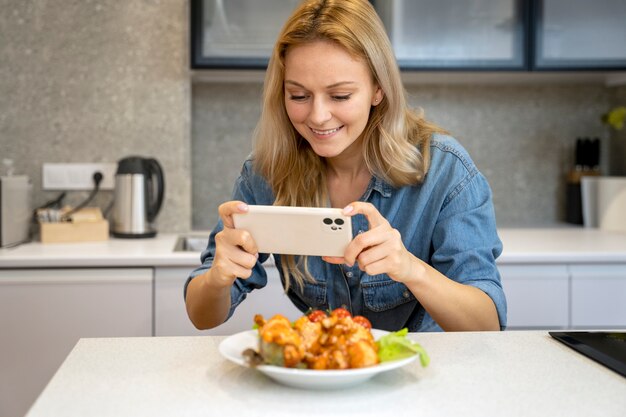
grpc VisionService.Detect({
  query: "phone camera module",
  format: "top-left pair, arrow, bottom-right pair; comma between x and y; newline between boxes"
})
334,218 -> 344,225
323,218 -> 333,225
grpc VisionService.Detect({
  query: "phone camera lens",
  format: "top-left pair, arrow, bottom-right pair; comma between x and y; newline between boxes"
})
334,218 -> 344,225
323,218 -> 333,225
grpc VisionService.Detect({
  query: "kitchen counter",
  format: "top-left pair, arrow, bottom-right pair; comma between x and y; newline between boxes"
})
25,331 -> 626,417
1,228 -> 626,268
497,228 -> 626,263
0,233 -> 199,268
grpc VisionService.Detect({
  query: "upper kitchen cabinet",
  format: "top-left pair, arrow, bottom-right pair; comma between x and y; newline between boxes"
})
533,0 -> 626,70
373,0 -> 528,70
190,0 -> 301,69
191,0 -> 528,71
190,0 -> 626,79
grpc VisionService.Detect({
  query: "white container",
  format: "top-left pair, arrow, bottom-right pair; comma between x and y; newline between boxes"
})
0,175 -> 32,247
582,176 -> 626,232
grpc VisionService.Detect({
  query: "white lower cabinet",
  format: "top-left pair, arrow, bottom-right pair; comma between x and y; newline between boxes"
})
571,264 -> 626,328
499,263 -> 626,330
498,264 -> 570,329
154,266 -> 206,336
155,264 -> 301,336
0,268 -> 152,417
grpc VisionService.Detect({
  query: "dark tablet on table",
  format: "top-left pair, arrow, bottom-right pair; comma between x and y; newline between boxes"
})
549,331 -> 626,378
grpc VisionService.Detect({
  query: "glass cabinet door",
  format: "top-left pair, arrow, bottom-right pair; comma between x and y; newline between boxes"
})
191,0 -> 301,68
533,0 -> 626,69
374,0 -> 527,70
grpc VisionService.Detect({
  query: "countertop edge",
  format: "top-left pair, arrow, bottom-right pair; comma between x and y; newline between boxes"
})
2,229 -> 626,268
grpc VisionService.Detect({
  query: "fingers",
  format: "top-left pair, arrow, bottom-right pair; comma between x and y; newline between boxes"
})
343,226 -> 389,266
355,237 -> 400,275
340,202 -> 391,266
339,202 -> 412,281
342,201 -> 387,228
212,256 -> 256,281
216,226 -> 259,259
212,219 -> 259,283
218,200 -> 249,229
322,256 -> 345,264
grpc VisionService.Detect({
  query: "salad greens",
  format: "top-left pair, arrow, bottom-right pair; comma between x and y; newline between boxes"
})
376,328 -> 430,367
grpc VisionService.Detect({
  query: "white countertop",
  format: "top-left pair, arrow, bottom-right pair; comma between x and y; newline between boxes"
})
497,228 -> 626,263
1,228 -> 626,268
0,233 -> 200,268
25,331 -> 626,417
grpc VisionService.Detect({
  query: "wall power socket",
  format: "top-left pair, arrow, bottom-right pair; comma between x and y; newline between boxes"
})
42,162 -> 117,190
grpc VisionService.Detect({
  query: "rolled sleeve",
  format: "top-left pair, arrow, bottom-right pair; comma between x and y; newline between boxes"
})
431,171 -> 507,329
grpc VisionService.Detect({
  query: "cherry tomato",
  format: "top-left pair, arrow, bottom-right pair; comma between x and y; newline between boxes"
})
352,315 -> 372,329
330,307 -> 351,319
307,310 -> 327,323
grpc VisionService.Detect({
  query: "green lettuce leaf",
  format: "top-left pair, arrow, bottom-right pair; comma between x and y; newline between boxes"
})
376,328 -> 430,367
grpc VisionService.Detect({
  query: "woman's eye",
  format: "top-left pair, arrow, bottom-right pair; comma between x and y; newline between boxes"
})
332,94 -> 351,101
289,95 -> 307,101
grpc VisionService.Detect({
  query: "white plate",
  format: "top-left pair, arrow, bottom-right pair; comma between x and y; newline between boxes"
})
218,329 -> 418,390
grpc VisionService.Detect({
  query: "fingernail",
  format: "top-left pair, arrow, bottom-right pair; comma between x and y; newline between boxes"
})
237,203 -> 248,212
342,205 -> 353,214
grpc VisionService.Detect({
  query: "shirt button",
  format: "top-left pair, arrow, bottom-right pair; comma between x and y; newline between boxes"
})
403,290 -> 411,298
346,271 -> 353,278
358,229 -> 364,234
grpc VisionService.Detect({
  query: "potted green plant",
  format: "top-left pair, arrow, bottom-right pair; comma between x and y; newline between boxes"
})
602,106 -> 626,131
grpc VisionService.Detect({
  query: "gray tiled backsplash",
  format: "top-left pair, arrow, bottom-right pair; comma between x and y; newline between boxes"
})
191,83 -> 617,231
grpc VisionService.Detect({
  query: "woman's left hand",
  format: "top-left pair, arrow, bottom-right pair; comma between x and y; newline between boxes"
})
323,202 -> 418,284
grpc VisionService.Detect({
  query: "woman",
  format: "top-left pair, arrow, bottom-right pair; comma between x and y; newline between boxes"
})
185,0 -> 506,332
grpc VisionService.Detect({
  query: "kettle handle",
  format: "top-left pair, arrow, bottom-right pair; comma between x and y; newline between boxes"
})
145,158 -> 165,223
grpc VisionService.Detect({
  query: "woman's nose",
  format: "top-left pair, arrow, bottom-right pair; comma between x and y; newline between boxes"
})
308,98 -> 332,125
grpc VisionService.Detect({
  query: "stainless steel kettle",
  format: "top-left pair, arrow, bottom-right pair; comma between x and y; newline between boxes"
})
112,156 -> 164,238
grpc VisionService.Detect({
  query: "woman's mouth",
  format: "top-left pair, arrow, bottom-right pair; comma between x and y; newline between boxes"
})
310,126 -> 343,136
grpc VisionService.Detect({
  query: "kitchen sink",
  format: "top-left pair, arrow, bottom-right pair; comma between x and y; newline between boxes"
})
173,235 -> 210,252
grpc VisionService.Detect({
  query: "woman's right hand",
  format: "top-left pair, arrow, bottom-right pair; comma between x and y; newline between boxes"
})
208,200 -> 259,288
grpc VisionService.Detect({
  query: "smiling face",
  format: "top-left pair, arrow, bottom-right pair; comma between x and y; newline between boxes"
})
283,40 -> 383,162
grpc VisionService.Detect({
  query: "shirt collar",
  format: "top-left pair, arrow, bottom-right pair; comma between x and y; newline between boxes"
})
363,176 -> 393,200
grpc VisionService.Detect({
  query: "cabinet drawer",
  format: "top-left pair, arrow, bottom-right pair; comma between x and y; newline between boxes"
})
570,265 -> 626,327
499,265 -> 569,328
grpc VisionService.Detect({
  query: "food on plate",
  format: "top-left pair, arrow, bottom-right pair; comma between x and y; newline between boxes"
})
243,309 -> 429,370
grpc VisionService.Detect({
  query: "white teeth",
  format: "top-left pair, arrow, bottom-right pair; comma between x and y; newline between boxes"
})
311,126 -> 341,135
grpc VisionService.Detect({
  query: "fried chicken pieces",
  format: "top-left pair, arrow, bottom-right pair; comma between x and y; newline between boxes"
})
252,311 -> 379,370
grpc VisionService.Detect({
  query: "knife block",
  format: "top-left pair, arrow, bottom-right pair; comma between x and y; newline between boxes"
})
565,170 -> 600,225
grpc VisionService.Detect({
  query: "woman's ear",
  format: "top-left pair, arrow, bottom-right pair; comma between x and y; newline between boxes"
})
372,87 -> 384,106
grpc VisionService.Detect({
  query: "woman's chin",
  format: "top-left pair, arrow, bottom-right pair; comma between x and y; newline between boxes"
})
309,145 -> 343,159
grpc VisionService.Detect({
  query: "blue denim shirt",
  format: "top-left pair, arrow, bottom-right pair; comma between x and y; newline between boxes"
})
186,134 -> 506,331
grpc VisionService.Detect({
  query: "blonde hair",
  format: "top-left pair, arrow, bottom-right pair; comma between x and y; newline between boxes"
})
253,0 -> 446,290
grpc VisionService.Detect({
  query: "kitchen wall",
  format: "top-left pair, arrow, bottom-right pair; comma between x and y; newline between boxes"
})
1,1 -> 622,235
610,86 -> 626,176
0,0 -> 191,233
192,82 -> 612,230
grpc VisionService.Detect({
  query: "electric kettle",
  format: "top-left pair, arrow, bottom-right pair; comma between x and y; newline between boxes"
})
112,156 -> 164,238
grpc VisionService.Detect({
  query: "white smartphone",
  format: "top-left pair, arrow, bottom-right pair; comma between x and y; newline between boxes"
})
232,205 -> 352,257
